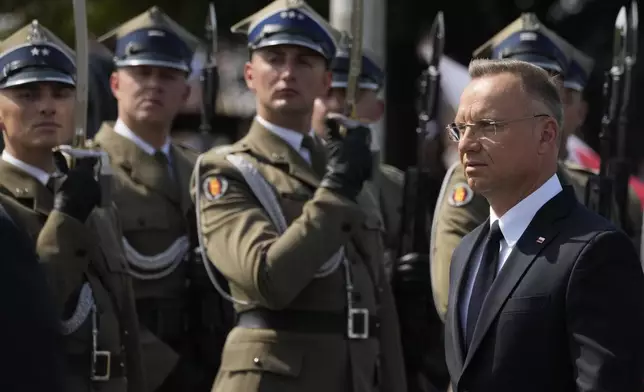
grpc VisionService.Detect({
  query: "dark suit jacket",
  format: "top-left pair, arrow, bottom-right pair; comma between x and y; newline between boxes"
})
0,204 -> 65,391
444,186 -> 644,392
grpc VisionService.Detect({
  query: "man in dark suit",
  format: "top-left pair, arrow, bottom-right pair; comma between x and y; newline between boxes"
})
0,203 -> 65,391
443,58 -> 644,392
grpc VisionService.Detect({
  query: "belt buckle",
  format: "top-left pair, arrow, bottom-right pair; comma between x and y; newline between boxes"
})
347,308 -> 369,340
91,350 -> 111,382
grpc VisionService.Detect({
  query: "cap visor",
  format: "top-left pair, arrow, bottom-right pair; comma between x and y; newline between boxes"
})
254,33 -> 327,59
507,53 -> 563,74
1,69 -> 75,89
116,53 -> 190,72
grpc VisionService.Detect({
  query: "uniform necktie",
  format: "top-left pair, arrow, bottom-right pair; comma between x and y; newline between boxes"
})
466,220 -> 503,351
154,150 -> 174,179
301,135 -> 326,177
46,176 -> 56,193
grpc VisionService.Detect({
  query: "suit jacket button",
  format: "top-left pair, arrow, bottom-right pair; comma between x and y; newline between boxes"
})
253,357 -> 261,366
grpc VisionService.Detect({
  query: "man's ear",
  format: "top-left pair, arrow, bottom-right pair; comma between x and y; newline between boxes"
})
244,61 -> 254,91
109,71 -> 119,99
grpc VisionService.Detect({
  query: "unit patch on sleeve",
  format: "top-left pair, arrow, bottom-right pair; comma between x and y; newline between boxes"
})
202,176 -> 229,201
447,182 -> 473,207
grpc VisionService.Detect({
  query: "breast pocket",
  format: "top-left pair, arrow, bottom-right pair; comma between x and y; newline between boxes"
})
118,207 -> 170,233
279,191 -> 312,223
501,295 -> 549,315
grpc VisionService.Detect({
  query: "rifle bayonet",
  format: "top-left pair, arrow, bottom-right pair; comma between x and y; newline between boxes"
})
200,2 -> 219,137
72,0 -> 89,149
343,0 -> 363,120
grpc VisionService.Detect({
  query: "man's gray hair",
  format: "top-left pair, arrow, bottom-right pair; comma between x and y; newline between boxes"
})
468,59 -> 564,130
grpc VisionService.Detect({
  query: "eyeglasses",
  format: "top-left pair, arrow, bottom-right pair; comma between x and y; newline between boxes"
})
446,114 -> 550,142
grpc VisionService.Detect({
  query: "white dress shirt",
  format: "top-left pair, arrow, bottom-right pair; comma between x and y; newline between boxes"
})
256,115 -> 317,165
113,118 -> 172,164
2,150 -> 54,187
459,174 -> 563,333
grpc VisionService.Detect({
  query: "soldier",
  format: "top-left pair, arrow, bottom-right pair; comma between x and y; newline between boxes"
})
192,0 -> 407,391
0,21 -> 145,391
95,7 -> 233,391
429,14 -> 643,323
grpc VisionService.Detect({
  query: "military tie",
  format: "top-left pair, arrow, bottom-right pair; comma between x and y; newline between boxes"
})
153,150 -> 174,179
301,135 -> 326,177
46,176 -> 56,193
465,220 -> 503,352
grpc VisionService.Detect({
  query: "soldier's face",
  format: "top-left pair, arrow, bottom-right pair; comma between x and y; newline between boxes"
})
562,88 -> 587,138
245,46 -> 331,117
455,72 -> 559,196
111,66 -> 190,125
311,88 -> 384,137
0,82 -> 74,151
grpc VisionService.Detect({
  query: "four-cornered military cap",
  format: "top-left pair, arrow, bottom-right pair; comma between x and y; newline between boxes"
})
473,13 -> 571,75
231,0 -> 341,61
331,34 -> 384,91
564,47 -> 594,92
98,6 -> 200,73
0,20 -> 75,89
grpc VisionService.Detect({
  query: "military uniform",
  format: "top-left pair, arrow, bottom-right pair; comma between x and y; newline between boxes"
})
193,2 -> 406,391
96,7 -> 232,391
0,22 -> 144,392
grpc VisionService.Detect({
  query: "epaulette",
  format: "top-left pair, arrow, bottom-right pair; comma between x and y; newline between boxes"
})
213,142 -> 251,156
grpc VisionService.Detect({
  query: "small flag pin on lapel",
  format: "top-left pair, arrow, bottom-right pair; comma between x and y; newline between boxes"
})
536,237 -> 545,244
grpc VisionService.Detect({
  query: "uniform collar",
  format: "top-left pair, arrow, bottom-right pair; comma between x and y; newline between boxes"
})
489,173 -> 562,248
113,118 -> 172,159
255,115 -> 315,152
1,150 -> 53,187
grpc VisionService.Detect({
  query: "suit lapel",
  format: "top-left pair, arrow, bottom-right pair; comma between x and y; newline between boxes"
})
0,160 -> 54,215
462,186 -> 577,371
95,123 -> 179,204
242,120 -> 321,189
446,221 -> 489,372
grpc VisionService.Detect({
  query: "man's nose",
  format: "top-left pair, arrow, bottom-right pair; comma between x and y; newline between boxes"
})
37,94 -> 57,115
458,128 -> 481,155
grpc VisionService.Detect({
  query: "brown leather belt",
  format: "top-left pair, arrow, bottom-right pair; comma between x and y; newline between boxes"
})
236,308 -> 380,339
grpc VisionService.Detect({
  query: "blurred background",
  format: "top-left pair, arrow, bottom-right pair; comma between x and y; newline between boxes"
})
0,0 -> 640,179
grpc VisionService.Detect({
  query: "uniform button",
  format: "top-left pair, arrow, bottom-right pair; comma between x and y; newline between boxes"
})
341,223 -> 352,232
378,287 -> 384,294
120,362 -> 125,368
253,357 -> 261,366
121,345 -> 125,351
124,330 -> 129,336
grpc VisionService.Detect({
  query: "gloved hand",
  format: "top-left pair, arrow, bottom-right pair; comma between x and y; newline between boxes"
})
52,151 -> 101,222
319,113 -> 373,201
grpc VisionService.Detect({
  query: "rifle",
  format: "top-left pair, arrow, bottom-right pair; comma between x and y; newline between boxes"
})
54,0 -> 112,206
199,3 -> 219,138
393,12 -> 450,392
394,11 -> 444,284
585,0 -> 638,232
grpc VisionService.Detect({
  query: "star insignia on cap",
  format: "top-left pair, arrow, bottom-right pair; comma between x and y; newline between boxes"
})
31,47 -> 40,56
41,48 -> 50,56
